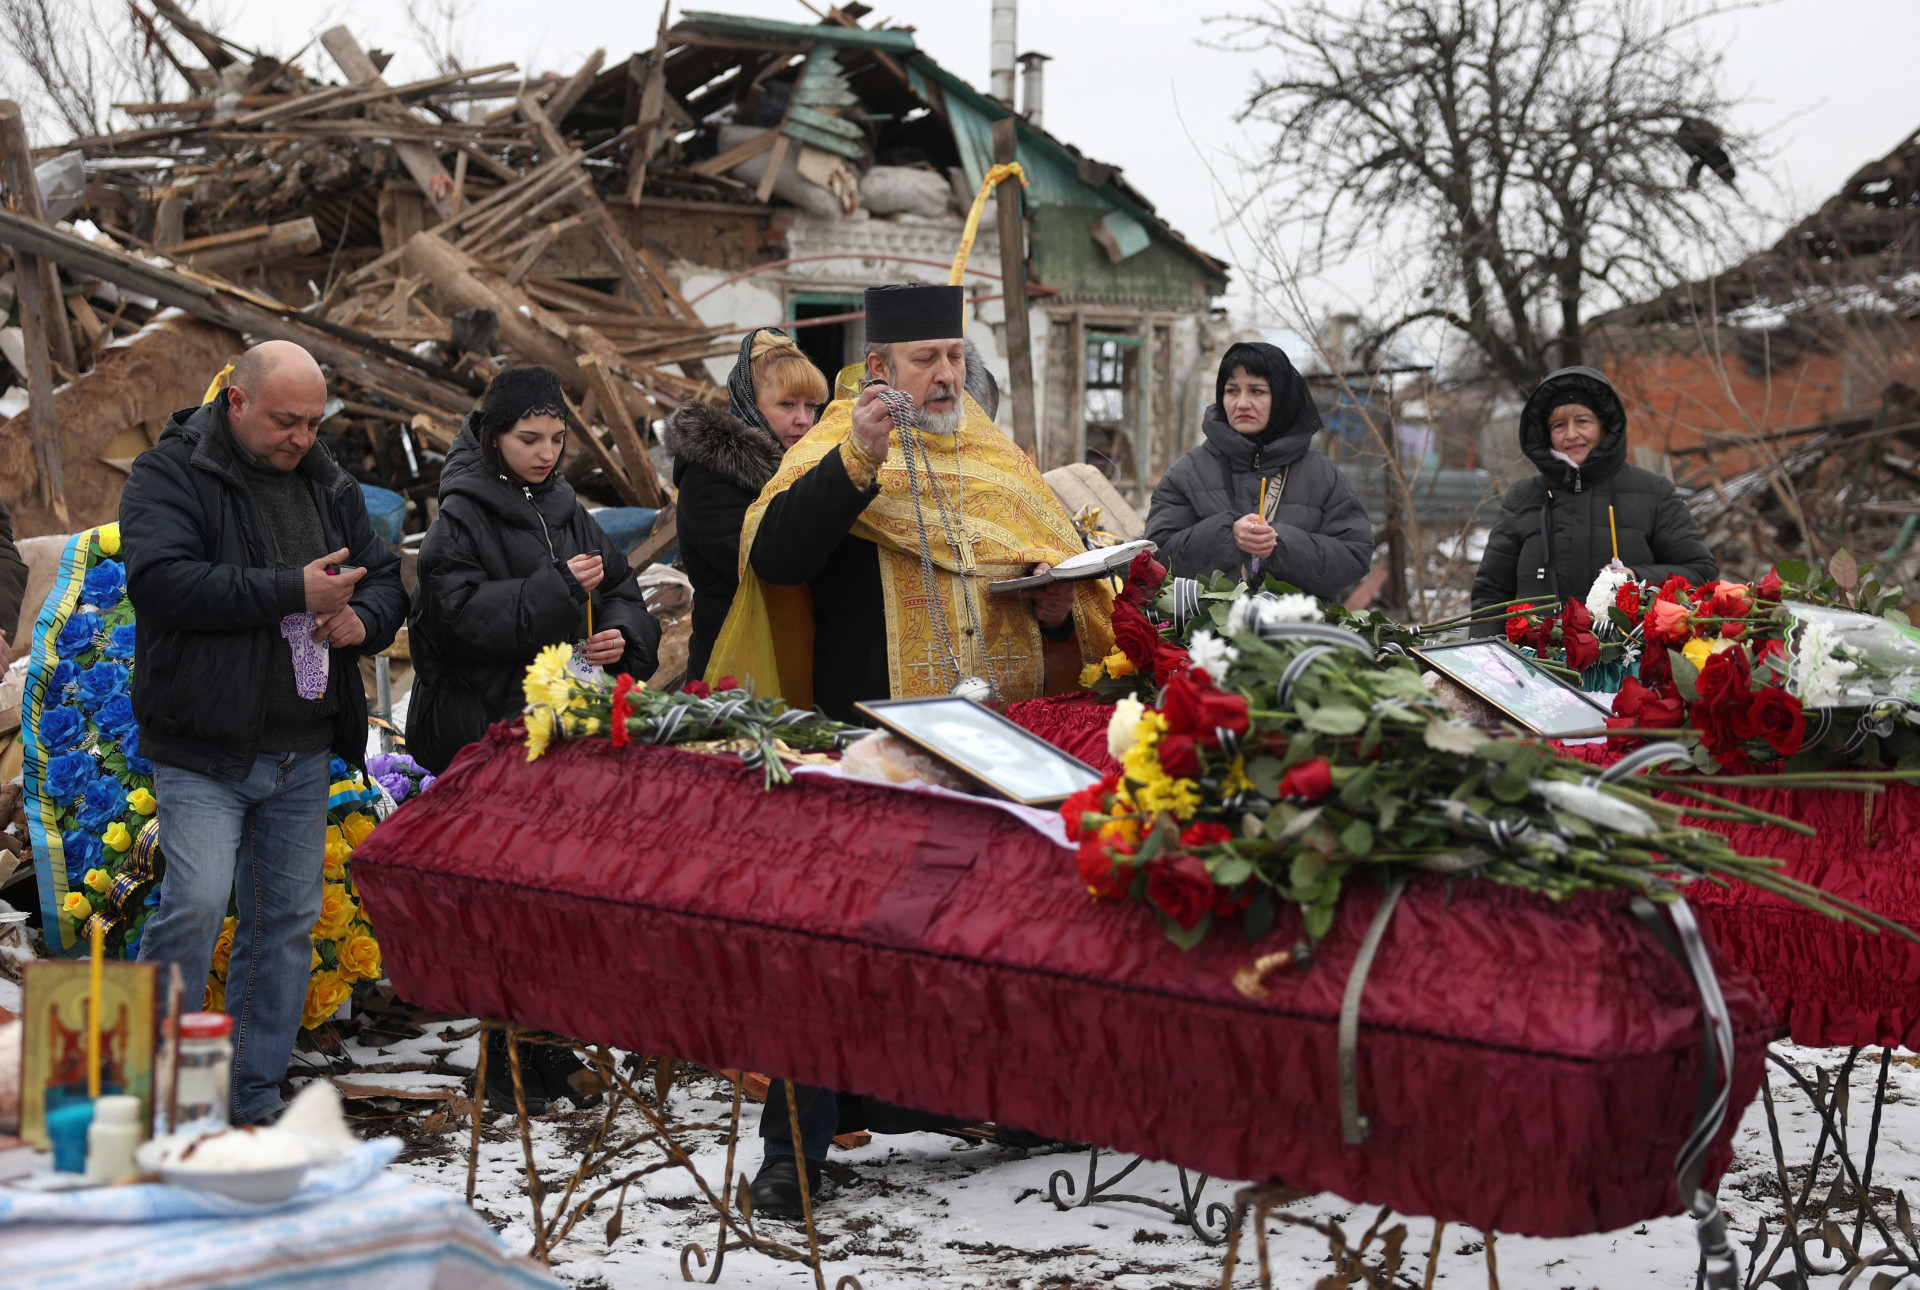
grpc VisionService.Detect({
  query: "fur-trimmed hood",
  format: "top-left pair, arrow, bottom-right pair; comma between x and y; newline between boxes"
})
665,400 -> 785,494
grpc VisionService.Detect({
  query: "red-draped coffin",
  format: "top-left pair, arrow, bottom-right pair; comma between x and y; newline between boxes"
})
352,725 -> 1771,1239
1559,745 -> 1920,1049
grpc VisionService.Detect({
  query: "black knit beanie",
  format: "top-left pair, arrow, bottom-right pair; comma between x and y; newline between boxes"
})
476,365 -> 568,468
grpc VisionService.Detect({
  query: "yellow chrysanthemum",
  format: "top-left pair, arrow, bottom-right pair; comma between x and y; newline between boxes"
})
524,705 -> 556,762
312,883 -> 357,940
83,867 -> 112,894
1098,814 -> 1140,846
127,787 -> 157,816
211,917 -> 236,975
301,971 -> 353,1030
101,821 -> 132,853
1221,756 -> 1255,797
524,644 -> 576,711
61,891 -> 91,921
339,931 -> 382,983
96,522 -> 121,555
340,812 -> 376,848
203,978 -> 226,1013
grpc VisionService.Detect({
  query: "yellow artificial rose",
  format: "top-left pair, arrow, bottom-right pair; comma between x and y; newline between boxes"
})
127,787 -> 157,816
83,867 -> 112,894
323,839 -> 350,881
61,891 -> 91,921
312,883 -> 357,940
301,971 -> 353,1030
310,944 -> 322,971
101,821 -> 132,853
340,812 -> 376,848
203,978 -> 226,1013
1078,662 -> 1104,688
1102,649 -> 1138,679
338,931 -> 382,983
1681,637 -> 1712,670
210,917 -> 236,975
97,522 -> 121,555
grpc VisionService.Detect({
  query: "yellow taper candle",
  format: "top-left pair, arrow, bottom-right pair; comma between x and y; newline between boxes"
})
87,917 -> 104,1098
1608,505 -> 1619,562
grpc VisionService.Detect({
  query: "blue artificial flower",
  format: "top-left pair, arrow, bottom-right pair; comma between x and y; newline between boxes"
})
329,757 -> 353,781
77,777 -> 124,832
46,750 -> 97,800
95,694 -> 138,741
77,661 -> 129,711
123,727 -> 153,776
51,659 -> 80,693
82,559 -> 125,609
103,625 -> 137,661
62,828 -> 102,883
38,704 -> 86,753
56,612 -> 103,658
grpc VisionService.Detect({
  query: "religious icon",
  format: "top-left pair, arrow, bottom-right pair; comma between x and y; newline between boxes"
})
19,959 -> 157,1147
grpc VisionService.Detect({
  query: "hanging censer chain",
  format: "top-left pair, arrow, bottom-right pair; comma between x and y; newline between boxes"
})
873,388 -> 996,700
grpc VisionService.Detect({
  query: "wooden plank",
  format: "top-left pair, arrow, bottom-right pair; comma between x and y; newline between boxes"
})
230,62 -> 518,127
691,127 -> 778,177
991,116 -> 1037,457
541,49 -> 607,126
558,390 -> 644,507
579,353 -> 666,507
504,224 -> 558,286
626,6 -> 674,206
0,101 -> 69,525
756,132 -> 791,204
319,26 -> 456,218
626,503 -> 677,570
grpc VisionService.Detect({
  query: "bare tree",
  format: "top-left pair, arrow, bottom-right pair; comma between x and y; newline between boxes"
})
1216,0 -> 1763,389
0,0 -> 237,142
403,0 -> 476,78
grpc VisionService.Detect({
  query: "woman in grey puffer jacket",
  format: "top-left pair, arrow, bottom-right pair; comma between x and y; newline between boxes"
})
1145,342 -> 1374,598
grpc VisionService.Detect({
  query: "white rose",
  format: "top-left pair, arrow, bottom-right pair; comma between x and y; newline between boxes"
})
1107,696 -> 1145,760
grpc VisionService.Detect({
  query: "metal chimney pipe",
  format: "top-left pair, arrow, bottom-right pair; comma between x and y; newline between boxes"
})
1017,51 -> 1051,128
990,0 -> 1017,104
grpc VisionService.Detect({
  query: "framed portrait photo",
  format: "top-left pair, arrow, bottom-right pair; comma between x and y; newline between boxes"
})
1412,639 -> 1613,738
856,696 -> 1103,807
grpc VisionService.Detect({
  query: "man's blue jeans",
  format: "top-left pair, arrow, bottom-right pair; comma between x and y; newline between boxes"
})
138,751 -> 329,1125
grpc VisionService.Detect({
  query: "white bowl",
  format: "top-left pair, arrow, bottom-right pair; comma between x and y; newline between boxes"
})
158,1161 -> 309,1203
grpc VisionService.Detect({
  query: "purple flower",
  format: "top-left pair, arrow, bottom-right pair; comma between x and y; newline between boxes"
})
376,771 -> 412,802
418,774 -> 436,794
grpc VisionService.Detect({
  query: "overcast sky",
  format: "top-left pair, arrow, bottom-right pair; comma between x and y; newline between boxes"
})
207,0 -> 1920,329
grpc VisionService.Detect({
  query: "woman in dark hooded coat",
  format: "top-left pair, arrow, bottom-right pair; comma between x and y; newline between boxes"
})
407,365 -> 661,774
1146,342 -> 1374,597
1469,366 -> 1715,632
664,327 -> 827,683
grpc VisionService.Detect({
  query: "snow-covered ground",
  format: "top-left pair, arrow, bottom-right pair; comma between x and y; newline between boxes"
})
304,1023 -> 1920,1289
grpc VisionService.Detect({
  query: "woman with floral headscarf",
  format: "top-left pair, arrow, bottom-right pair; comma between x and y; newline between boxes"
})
665,328 -> 828,682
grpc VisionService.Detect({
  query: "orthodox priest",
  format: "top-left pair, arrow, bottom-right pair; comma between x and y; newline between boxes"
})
708,283 -> 1113,719
709,285 -> 1114,1217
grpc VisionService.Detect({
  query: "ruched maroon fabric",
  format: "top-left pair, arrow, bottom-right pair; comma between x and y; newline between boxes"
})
1560,743 -> 1920,1048
1006,693 -> 1121,774
353,724 -> 1771,1238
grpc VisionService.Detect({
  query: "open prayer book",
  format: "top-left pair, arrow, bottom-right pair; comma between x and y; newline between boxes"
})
987,539 -> 1156,594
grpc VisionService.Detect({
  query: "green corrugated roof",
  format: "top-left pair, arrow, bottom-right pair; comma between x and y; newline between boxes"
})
677,11 -> 918,53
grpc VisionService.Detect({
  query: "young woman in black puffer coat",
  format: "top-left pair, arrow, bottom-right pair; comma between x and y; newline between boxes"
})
408,364 -> 661,774
407,364 -> 661,1114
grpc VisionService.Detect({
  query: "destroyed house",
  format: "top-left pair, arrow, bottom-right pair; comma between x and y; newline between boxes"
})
0,6 -> 1224,545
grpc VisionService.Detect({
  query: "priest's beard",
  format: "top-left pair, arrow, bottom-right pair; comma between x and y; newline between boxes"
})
915,382 -> 962,436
